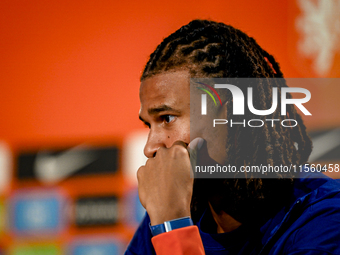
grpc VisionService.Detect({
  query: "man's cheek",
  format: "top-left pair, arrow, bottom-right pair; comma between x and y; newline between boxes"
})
189,125 -> 204,144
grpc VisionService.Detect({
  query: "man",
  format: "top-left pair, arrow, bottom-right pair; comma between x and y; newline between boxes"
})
125,20 -> 340,254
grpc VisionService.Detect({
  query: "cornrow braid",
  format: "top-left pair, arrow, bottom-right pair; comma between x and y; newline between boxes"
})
141,20 -> 313,224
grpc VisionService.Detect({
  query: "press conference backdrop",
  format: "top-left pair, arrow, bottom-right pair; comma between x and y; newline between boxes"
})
1,0 -> 340,254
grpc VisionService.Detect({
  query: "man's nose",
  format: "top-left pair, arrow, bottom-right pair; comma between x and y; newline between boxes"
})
143,129 -> 166,158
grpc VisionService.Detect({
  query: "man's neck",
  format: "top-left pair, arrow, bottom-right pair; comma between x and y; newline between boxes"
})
208,203 -> 242,233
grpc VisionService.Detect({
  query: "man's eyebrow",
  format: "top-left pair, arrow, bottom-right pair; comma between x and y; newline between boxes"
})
139,104 -> 181,124
147,104 -> 181,115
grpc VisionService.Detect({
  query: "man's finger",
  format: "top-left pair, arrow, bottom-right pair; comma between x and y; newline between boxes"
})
172,140 -> 189,149
187,137 -> 205,178
188,138 -> 204,152
187,137 -> 205,159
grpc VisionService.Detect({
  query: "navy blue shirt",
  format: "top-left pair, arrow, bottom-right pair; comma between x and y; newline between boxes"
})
126,173 -> 340,254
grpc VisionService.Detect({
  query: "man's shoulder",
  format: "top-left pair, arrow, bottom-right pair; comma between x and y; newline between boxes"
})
282,197 -> 340,254
276,176 -> 340,254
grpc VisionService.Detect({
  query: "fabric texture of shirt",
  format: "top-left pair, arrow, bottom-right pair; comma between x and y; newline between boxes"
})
125,172 -> 340,254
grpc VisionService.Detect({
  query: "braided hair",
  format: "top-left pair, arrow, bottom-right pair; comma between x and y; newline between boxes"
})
141,20 -> 313,224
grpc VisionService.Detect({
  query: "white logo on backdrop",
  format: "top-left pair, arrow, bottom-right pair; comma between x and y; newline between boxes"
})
296,0 -> 340,76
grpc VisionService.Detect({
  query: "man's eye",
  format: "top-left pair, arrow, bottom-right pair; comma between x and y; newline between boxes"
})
163,115 -> 175,123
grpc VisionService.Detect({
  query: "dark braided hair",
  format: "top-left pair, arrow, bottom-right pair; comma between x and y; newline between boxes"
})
141,20 -> 313,225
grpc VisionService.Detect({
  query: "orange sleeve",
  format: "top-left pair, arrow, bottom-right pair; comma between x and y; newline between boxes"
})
151,225 -> 205,255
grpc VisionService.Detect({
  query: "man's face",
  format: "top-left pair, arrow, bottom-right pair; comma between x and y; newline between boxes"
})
139,70 -> 278,222
139,71 -> 192,158
139,70 -> 292,224
139,70 -> 228,164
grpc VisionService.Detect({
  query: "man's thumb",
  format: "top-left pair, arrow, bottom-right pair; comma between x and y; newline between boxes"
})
187,138 -> 205,177
188,137 -> 204,151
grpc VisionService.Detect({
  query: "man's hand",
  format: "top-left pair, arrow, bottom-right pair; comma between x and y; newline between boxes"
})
137,140 -> 200,226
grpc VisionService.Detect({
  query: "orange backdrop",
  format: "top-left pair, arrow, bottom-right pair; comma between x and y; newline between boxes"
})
0,0 -> 340,253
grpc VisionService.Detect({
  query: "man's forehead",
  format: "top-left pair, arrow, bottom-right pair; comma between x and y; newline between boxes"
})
139,97 -> 179,116
139,71 -> 190,107
140,71 -> 190,92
